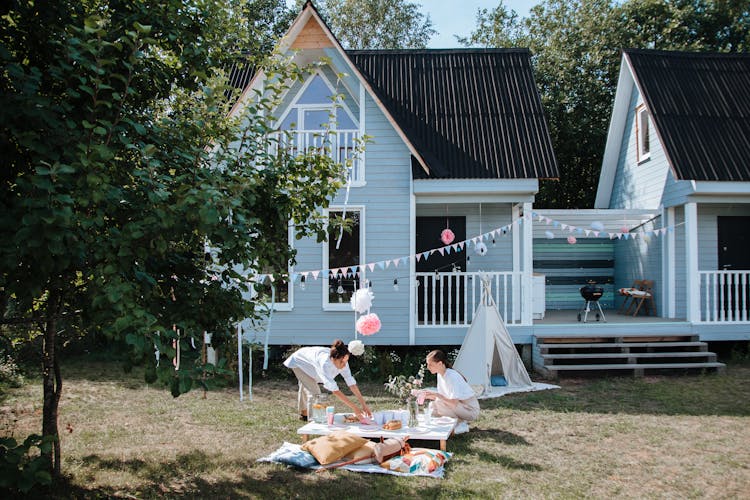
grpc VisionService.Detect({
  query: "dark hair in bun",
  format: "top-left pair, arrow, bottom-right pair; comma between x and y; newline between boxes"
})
427,349 -> 451,368
330,339 -> 350,359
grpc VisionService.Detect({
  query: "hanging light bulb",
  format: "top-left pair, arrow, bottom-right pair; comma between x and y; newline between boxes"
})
299,276 -> 306,291
393,278 -> 399,291
337,283 -> 345,294
434,270 -> 440,281
492,238 -> 496,247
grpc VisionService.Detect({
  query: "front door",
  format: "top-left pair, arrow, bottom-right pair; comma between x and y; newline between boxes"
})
415,217 -> 467,323
717,216 -> 750,319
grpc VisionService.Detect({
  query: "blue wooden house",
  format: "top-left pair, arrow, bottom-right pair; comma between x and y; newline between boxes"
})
236,2 -> 558,349
235,5 -> 743,376
595,49 -> 750,341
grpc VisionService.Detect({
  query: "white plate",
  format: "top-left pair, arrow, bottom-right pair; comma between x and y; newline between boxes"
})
404,426 -> 429,435
432,417 -> 454,425
354,424 -> 380,431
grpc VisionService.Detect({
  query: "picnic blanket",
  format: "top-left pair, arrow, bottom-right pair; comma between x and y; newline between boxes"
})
477,381 -> 560,400
258,442 -> 451,478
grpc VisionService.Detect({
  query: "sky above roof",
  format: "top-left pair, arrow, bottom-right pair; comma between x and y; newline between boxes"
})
415,0 -> 532,48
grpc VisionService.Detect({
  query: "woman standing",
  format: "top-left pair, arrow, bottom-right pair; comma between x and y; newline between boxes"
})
419,349 -> 479,434
283,339 -> 371,420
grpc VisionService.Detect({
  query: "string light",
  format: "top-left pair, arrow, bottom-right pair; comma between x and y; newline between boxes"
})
299,276 -> 306,290
393,278 -> 399,291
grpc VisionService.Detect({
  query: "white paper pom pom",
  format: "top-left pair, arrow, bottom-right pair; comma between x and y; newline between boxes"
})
350,288 -> 374,313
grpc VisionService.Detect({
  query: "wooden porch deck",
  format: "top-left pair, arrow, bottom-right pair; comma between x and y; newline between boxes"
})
533,309 -> 685,325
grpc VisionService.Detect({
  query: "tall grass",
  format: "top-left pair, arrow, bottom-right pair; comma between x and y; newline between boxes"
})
2,359 -> 749,498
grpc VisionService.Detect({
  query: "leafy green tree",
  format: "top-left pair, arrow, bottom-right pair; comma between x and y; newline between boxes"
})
1,0 -> 344,480
461,0 -> 749,208
303,0 -> 437,49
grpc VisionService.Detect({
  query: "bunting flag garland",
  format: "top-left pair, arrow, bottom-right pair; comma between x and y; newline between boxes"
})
252,213 -> 686,285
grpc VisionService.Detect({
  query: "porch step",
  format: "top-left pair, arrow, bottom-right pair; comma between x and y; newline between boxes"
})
543,352 -> 718,361
537,362 -> 726,377
538,341 -> 708,351
533,333 -> 725,379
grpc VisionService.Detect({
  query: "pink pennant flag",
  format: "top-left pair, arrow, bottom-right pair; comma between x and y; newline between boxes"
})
593,231 -> 600,237
416,253 -> 423,262
438,248 -> 445,256
368,263 -> 375,272
458,242 -> 465,250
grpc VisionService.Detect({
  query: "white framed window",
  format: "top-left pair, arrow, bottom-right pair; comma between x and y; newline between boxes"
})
257,223 -> 294,311
276,71 -> 364,185
636,104 -> 651,162
323,207 -> 365,310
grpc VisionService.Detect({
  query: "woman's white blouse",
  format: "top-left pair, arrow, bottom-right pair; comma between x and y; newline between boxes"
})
283,346 -> 356,392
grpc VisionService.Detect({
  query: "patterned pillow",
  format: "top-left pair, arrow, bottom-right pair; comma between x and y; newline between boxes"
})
380,448 -> 452,474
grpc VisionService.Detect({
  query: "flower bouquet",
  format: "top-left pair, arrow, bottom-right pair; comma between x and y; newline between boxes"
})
384,364 -> 426,402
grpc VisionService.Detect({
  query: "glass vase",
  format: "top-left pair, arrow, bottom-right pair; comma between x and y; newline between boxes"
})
406,397 -> 419,428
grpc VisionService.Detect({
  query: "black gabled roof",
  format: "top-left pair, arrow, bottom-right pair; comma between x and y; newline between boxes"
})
625,49 -> 750,182
347,49 -> 559,180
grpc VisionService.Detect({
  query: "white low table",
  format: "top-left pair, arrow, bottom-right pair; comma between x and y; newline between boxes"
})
298,414 -> 457,451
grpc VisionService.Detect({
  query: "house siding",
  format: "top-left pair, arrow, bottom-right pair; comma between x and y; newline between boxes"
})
609,87 -> 670,210
269,85 -> 413,346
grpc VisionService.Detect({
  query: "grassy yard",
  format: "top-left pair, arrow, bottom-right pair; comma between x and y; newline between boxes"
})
2,359 -> 749,498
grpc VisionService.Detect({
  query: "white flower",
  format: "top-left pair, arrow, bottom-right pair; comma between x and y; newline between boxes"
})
348,339 -> 365,356
350,288 -> 374,313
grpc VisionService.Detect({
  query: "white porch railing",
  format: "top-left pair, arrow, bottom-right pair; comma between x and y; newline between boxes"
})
272,129 -> 362,183
698,270 -> 750,322
415,271 -> 523,327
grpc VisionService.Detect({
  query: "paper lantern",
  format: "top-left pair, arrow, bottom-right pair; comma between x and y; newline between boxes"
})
356,313 -> 381,336
545,231 -> 555,239
567,235 -> 577,244
348,339 -> 365,356
440,228 -> 455,245
350,288 -> 374,313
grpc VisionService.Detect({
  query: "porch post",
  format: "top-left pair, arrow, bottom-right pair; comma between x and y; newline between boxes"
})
665,207 -> 676,318
522,202 -> 533,325
685,202 -> 700,322
408,172 -> 416,345
512,204 -> 521,322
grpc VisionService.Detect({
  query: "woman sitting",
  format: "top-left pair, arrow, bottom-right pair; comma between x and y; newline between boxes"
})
418,349 -> 479,434
283,339 -> 371,421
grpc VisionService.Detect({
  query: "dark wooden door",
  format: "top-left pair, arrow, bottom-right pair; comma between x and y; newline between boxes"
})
717,216 -> 750,319
415,217 -> 466,323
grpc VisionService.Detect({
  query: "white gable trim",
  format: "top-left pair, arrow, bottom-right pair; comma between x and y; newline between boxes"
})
229,2 -> 431,175
595,54 -> 634,208
274,69 -> 358,129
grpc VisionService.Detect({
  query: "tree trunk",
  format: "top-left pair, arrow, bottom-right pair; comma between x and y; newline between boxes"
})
41,288 -> 62,478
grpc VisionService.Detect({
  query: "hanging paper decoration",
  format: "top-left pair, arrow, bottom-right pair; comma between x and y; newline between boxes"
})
591,221 -> 604,232
567,235 -> 577,244
545,230 -> 555,239
348,339 -> 365,356
475,241 -> 488,256
356,313 -> 381,336
441,228 -> 455,245
350,288 -> 374,313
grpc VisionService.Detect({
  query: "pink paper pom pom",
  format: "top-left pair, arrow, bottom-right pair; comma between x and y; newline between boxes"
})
567,235 -> 577,244
356,313 -> 381,336
440,228 -> 455,245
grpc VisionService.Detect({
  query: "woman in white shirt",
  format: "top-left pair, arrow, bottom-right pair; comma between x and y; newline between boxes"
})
419,349 -> 479,433
283,339 -> 371,420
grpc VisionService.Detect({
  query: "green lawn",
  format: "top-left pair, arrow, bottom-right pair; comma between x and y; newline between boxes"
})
2,360 -> 749,498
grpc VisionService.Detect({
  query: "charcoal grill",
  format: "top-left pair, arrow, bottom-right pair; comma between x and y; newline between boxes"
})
577,284 -> 607,323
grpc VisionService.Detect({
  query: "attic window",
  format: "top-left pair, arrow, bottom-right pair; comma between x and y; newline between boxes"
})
636,104 -> 651,161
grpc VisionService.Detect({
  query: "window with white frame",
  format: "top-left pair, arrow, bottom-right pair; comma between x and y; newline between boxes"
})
636,104 -> 651,161
277,72 -> 362,183
257,224 -> 293,310
324,208 -> 363,308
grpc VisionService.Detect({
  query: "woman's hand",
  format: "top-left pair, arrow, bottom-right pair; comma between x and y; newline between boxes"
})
362,402 -> 372,417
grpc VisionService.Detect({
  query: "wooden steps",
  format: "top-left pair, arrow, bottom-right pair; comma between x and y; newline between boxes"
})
533,334 -> 726,379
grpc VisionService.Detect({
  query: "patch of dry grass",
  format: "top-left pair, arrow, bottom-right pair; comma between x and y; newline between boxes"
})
2,361 -> 749,498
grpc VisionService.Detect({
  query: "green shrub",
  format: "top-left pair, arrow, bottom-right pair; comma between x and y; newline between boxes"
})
0,434 -> 54,494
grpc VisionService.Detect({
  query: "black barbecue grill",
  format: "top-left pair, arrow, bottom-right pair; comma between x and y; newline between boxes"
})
577,284 -> 607,323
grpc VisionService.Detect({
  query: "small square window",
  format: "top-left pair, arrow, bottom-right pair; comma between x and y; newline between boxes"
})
637,105 -> 651,161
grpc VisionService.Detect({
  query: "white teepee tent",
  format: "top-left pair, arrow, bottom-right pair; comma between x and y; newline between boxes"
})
453,279 -> 533,396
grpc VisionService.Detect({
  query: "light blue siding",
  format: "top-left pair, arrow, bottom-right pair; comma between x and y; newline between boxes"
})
269,84 -> 413,346
609,87 -> 671,210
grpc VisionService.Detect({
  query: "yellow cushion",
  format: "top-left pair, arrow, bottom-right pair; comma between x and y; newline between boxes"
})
301,431 -> 368,465
341,441 -> 377,464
